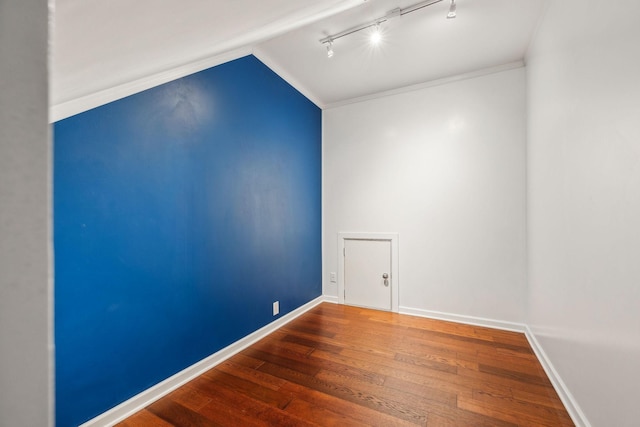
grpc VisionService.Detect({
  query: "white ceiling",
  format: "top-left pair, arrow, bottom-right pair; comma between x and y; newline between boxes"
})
255,0 -> 545,106
52,0 -> 365,107
52,0 -> 544,116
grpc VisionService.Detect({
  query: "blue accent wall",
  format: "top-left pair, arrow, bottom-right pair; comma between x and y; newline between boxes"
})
54,55 -> 321,427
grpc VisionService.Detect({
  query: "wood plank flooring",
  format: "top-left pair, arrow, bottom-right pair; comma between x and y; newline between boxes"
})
118,303 -> 574,426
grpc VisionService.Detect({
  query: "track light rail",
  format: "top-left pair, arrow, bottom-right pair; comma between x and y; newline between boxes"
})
319,0 -> 444,45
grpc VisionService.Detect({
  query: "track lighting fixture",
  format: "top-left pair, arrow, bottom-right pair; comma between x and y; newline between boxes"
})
370,23 -> 382,45
320,0 -> 457,57
447,0 -> 457,19
326,40 -> 334,58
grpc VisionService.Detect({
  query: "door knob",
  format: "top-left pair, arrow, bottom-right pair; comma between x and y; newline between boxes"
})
382,273 -> 389,279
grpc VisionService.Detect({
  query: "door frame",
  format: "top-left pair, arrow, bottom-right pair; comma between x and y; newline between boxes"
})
338,232 -> 399,312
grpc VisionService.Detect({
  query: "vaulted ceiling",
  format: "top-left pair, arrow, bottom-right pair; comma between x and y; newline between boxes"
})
52,0 -> 544,117
255,0 -> 544,106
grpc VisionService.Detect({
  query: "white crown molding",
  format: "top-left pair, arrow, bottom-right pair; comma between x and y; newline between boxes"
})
253,48 -> 325,108
324,60 -> 525,110
80,295 -> 327,427
50,38 -> 523,122
50,0 -> 367,122
50,47 -> 251,123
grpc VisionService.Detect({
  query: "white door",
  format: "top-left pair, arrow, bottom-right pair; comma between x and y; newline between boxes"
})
344,239 -> 392,311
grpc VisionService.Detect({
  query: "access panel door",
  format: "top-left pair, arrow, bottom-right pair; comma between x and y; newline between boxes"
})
344,239 -> 392,311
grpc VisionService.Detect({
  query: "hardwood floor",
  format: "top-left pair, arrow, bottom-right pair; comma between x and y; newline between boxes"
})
118,303 -> 574,426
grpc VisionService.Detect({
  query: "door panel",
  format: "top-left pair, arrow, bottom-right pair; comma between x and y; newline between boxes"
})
344,239 -> 391,310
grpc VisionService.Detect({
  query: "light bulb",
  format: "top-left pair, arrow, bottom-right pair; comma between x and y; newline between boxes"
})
370,23 -> 382,45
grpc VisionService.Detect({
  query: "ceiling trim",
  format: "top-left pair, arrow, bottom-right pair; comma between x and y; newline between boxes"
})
50,0 -> 367,122
253,47 -> 325,108
323,60 -> 525,110
50,47 -> 250,123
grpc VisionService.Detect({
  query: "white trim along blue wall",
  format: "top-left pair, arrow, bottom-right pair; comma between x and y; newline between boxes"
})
81,296 -> 589,427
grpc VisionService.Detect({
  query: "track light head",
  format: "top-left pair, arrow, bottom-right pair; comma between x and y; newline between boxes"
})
320,0 -> 454,57
447,0 -> 457,19
370,23 -> 382,45
326,40 -> 334,58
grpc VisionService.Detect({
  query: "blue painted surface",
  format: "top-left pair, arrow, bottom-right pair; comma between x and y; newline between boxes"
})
54,55 -> 321,427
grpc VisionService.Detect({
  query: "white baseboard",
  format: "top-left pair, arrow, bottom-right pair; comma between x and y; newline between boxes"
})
80,296 -> 326,427
524,327 -> 591,427
322,294 -> 339,304
398,305 -> 589,427
82,298 -> 589,427
399,306 -> 527,333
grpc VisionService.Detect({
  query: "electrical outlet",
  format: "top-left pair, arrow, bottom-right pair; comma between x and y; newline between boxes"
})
330,272 -> 337,283
273,301 -> 279,316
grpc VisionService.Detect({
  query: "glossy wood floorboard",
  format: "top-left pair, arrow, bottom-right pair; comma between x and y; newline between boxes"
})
118,303 -> 573,426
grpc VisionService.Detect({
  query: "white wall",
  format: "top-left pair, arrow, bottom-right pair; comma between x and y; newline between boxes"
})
526,1 -> 640,425
323,68 -> 527,323
0,1 -> 52,426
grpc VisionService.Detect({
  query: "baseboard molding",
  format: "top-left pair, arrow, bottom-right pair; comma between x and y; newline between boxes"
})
80,296 -> 326,427
398,305 -> 588,427
82,298 -> 589,427
524,327 -> 591,427
399,306 -> 527,333
322,294 -> 339,304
